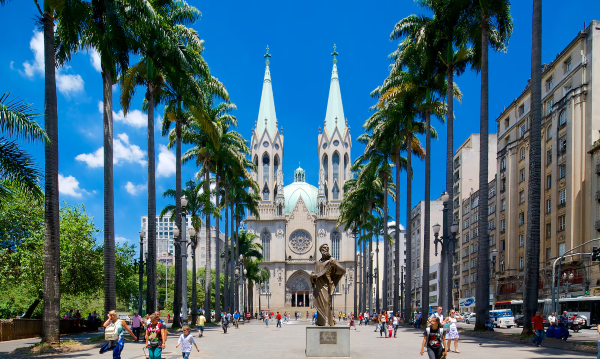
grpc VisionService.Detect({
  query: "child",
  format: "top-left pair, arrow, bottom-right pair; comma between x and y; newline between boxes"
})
387,323 -> 393,338
176,325 -> 199,358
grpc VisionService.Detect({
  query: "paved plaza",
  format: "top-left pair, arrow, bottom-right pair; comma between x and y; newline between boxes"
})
0,320 -> 598,358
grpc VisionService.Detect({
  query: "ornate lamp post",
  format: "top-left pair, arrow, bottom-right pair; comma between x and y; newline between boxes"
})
243,268 -> 247,314
188,227 -> 197,325
432,191 -> 459,311
490,248 -> 498,309
138,231 -> 144,315
563,272 -> 574,296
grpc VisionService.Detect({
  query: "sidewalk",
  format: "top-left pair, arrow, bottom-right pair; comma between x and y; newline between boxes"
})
0,329 -> 103,357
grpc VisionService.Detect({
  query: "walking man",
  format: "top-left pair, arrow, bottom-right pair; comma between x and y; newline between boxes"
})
222,311 -> 229,334
233,311 -> 240,329
532,311 -> 544,347
276,312 -> 282,328
197,313 -> 206,338
265,312 -> 269,327
131,312 -> 143,342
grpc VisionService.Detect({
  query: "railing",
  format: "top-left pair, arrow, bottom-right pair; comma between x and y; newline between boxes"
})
557,202 -> 566,209
325,203 -> 340,218
248,203 -> 280,220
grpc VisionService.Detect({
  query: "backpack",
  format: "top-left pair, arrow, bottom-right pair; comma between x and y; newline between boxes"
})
425,327 -> 444,349
104,321 -> 119,341
147,323 -> 162,348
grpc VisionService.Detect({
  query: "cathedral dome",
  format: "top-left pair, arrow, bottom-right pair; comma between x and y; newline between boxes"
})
284,166 -> 317,214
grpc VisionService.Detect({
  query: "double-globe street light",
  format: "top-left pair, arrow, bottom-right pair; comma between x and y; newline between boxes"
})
432,191 -> 459,311
173,195 -> 190,324
138,231 -> 145,315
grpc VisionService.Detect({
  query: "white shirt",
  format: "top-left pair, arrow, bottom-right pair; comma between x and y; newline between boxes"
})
393,316 -> 399,325
548,315 -> 556,324
178,334 -> 195,353
448,316 -> 458,330
430,312 -> 444,323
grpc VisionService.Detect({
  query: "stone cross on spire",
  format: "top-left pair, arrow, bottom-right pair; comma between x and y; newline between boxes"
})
264,45 -> 271,65
331,44 -> 338,64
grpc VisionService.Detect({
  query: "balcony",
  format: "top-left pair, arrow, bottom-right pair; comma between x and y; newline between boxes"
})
557,202 -> 566,210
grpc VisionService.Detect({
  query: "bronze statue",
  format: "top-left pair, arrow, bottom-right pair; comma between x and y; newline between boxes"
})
310,243 -> 346,326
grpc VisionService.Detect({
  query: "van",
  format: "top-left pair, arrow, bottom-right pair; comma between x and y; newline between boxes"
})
489,309 -> 515,328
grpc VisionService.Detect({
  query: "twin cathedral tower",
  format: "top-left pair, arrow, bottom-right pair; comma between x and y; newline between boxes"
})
245,46 -> 356,313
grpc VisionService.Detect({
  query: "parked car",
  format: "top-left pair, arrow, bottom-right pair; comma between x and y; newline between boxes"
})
465,314 -> 475,324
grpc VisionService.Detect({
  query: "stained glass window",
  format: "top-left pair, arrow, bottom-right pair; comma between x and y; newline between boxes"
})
261,229 -> 271,261
289,230 -> 312,253
331,230 -> 340,260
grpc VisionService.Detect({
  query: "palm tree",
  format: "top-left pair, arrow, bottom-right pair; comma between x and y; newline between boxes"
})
1,0 -> 73,342
463,0 -> 512,331
523,0 -> 542,336
159,179 -> 204,325
237,229 -> 263,312
0,93 -> 48,200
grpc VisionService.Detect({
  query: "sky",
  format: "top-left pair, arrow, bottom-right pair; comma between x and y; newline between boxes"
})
0,0 -> 598,250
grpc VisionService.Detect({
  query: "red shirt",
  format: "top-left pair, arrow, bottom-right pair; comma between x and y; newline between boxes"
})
277,314 -> 282,320
532,316 -> 544,330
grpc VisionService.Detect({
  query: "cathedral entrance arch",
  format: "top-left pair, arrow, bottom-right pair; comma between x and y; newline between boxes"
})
286,270 -> 312,307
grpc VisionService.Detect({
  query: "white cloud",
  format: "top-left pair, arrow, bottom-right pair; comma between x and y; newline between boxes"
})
115,236 -> 128,242
98,100 -> 146,128
20,31 -> 85,97
21,31 -> 44,78
75,133 -> 147,168
56,73 -> 85,96
58,174 -> 87,197
156,145 -> 176,178
125,181 -> 147,195
89,49 -> 101,72
9,61 -> 14,70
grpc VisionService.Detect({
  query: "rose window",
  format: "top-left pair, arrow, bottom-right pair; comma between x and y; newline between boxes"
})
289,230 -> 312,253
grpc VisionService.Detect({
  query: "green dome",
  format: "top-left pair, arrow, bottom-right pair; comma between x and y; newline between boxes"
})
284,181 -> 318,214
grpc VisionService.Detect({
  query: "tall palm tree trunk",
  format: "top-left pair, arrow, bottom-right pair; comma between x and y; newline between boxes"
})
230,201 -> 235,311
42,13 -> 60,344
382,171 -> 389,311
173,119 -> 182,327
102,69 -> 116,316
375,226 -> 380,312
523,0 -> 542,335
475,20 -> 490,332
354,227 -> 358,316
369,235 -> 373,312
204,165 -> 212,322
191,243 -> 197,325
404,133 -> 413,322
394,153 -> 401,314
214,172 -> 221,322
146,82 -> 157,315
235,209 -> 241,312
224,185 -> 229,312
362,231 -> 366,313
422,111 -> 431,317
445,63 -> 455,312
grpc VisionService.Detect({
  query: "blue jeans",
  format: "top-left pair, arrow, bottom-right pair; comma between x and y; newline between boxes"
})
99,337 -> 124,359
532,330 -> 544,346
597,339 -> 600,359
182,352 -> 191,359
132,327 -> 141,341
265,318 -> 269,326
277,320 -> 282,327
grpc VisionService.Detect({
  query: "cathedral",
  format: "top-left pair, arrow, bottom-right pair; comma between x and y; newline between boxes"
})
246,46 -> 356,315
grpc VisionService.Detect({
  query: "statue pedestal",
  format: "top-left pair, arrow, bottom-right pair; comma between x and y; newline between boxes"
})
305,327 -> 350,357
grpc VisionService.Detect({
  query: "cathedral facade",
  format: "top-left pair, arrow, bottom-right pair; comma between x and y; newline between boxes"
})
245,47 -> 356,315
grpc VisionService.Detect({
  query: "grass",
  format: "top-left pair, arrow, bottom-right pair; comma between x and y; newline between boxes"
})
86,334 -> 105,342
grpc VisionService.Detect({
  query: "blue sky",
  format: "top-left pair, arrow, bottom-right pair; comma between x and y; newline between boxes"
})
1,1 -> 597,250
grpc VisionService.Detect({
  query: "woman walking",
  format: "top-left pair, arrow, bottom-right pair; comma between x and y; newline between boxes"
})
420,317 -> 447,359
443,309 -> 463,353
349,313 -> 356,330
146,314 -> 167,359
100,310 -> 137,358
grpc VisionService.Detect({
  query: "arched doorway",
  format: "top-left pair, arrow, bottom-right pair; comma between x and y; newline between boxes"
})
287,271 -> 311,307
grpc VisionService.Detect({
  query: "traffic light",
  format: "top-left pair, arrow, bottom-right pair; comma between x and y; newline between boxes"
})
593,247 -> 600,261
585,283 -> 590,295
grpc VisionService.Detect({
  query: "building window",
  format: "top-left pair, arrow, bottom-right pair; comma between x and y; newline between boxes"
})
473,212 -> 479,223
464,248 -> 469,257
488,204 -> 495,215
500,219 -> 506,232
558,242 -> 566,256
489,235 -> 495,246
488,219 -> 495,230
502,199 -> 506,211
501,178 -> 506,192
472,228 -> 478,238
463,276 -> 468,285
501,240 -> 505,252
501,157 -> 506,170
519,257 -> 524,269
464,233 -> 470,243
547,98 -> 554,115
565,58 -> 572,72
547,77 -> 553,91
262,153 -> 270,183
547,126 -> 552,140
261,229 -> 271,261
547,175 -> 552,189
518,105 -> 525,117
558,189 -> 566,205
520,123 -> 526,138
472,259 -> 477,268
332,152 -> 340,188
504,117 -> 510,130
519,234 -> 524,247
520,147 -> 526,160
559,136 -> 567,154
547,199 -> 551,213
464,218 -> 469,229
520,191 -> 525,203
500,260 -> 505,272
559,110 -> 567,126
471,274 -> 477,283
559,164 -> 566,179
519,212 -> 525,225
546,247 -> 552,262
547,149 -> 552,165
546,222 -> 551,238
558,215 -> 566,231
519,168 -> 525,182
262,183 -> 270,201
489,186 -> 496,198
331,230 -> 341,260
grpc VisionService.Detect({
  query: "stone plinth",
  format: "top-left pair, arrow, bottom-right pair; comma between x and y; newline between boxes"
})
305,326 -> 350,357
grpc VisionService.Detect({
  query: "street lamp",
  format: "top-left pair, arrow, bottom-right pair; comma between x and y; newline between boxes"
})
180,195 -> 189,323
138,230 -> 144,315
243,268 -> 247,314
188,227 -> 197,324
563,272 -> 575,295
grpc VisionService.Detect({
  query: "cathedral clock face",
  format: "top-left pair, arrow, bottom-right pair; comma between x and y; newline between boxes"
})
289,229 -> 313,254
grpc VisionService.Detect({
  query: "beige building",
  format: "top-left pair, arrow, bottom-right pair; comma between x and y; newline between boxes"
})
245,50 -> 355,314
494,21 -> 600,304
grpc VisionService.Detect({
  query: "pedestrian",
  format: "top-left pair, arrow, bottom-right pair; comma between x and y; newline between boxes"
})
443,309 -> 462,353
306,311 -> 309,320
197,313 -> 206,338
364,311 -> 369,326
379,312 -> 387,337
393,313 -> 399,338
233,311 -> 240,329
358,313 -> 363,326
429,306 -> 444,326
100,310 -> 137,358
222,311 -> 229,334
276,312 -> 282,328
131,312 -> 144,342
559,310 -> 569,327
420,317 -> 446,359
548,312 -> 557,327
312,311 -> 317,325
176,325 -> 199,359
532,311 -> 545,347
387,322 -> 393,338
349,313 -> 356,330
265,312 -> 270,327
145,314 -> 166,359
226,312 -> 232,327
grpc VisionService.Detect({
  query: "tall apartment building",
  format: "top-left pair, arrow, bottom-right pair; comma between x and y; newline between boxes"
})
410,197 -> 444,311
451,177 -> 497,312
140,214 -> 225,271
494,21 -> 600,302
384,223 -> 406,310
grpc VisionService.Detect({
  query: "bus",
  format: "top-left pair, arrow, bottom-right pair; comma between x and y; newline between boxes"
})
494,297 -> 600,327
